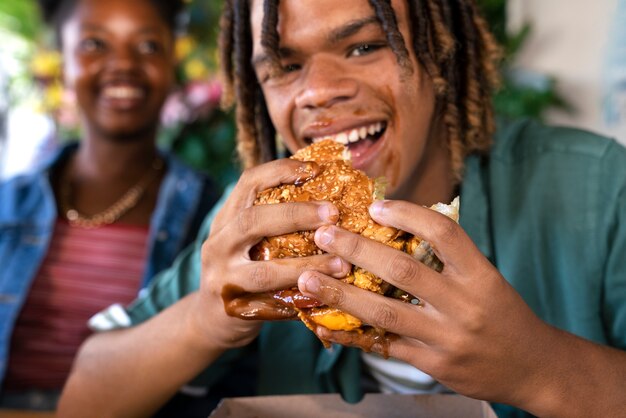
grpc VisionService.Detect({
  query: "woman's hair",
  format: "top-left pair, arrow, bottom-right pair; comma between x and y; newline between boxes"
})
38,0 -> 185,46
219,0 -> 501,181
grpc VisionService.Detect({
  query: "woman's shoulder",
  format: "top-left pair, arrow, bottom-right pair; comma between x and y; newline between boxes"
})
0,170 -> 52,224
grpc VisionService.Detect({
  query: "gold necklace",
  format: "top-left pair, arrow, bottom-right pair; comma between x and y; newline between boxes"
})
60,157 -> 164,229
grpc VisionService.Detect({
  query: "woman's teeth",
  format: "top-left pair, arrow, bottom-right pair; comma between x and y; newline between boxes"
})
103,86 -> 144,100
312,122 -> 384,145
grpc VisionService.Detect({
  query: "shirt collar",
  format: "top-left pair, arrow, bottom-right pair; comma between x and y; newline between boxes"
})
459,153 -> 494,263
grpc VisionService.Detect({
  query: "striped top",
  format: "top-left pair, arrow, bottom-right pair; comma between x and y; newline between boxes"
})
4,219 -> 149,390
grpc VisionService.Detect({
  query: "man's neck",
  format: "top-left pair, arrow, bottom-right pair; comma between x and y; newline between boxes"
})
391,125 -> 457,206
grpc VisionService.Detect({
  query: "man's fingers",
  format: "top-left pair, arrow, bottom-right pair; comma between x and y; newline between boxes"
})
238,254 -> 351,294
316,327 -> 434,367
313,225 -> 449,301
298,270 -> 439,343
369,200 -> 486,272
222,159 -> 320,215
210,201 -> 339,254
211,159 -> 320,234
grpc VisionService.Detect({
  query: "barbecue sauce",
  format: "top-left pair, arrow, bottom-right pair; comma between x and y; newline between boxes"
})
317,326 -> 399,359
222,285 -> 298,321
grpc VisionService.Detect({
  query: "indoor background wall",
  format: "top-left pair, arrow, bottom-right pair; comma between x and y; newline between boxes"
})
508,0 -> 626,144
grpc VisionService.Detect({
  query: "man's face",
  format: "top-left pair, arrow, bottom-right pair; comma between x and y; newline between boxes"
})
61,0 -> 175,140
251,0 -> 447,200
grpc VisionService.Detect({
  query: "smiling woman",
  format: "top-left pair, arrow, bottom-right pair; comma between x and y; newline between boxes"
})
0,0 -> 221,412
59,0 -> 176,142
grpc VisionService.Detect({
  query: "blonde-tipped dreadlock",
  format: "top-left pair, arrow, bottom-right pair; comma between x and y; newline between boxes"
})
219,0 -> 501,181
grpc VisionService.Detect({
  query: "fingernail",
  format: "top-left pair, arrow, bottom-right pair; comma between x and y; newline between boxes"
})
331,257 -> 349,276
294,162 -> 317,186
369,200 -> 386,218
318,203 -> 339,223
316,226 -> 335,246
299,272 -> 320,294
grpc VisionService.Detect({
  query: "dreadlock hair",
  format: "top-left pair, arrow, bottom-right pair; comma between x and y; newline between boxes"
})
38,0 -> 185,48
219,0 -> 501,181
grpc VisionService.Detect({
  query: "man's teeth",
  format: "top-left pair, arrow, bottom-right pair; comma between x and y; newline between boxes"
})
312,122 -> 384,145
103,86 -> 144,100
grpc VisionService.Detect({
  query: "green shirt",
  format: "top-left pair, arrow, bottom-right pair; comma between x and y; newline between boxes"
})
94,118 -> 626,417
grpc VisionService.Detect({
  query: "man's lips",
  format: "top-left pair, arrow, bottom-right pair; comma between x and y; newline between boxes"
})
308,121 -> 386,145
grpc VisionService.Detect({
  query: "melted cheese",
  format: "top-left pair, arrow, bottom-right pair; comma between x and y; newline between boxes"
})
309,308 -> 362,331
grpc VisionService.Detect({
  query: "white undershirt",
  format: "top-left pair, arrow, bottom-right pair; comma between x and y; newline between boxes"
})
361,352 -> 450,394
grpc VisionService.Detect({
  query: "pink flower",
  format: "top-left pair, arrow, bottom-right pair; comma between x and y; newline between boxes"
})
161,90 -> 191,127
161,79 -> 223,126
185,80 -> 222,108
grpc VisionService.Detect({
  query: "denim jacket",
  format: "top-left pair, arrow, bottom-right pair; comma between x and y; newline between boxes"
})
0,143 -> 221,388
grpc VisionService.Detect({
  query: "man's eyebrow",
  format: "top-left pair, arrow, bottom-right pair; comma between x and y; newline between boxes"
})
251,16 -> 380,67
328,16 -> 381,44
252,47 -> 294,67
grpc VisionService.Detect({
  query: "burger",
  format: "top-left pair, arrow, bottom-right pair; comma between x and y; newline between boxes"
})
240,139 -> 459,348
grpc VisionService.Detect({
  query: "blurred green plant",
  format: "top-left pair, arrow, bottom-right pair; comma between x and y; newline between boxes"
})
0,0 -> 45,107
477,0 -> 571,120
158,77 -> 239,189
0,1 -> 41,40
157,0 -> 239,190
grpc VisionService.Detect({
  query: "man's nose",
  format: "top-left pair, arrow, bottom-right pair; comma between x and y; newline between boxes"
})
294,57 -> 358,109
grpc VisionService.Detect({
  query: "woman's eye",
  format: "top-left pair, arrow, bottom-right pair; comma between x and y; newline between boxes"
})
79,37 -> 105,53
350,43 -> 383,57
138,40 -> 161,55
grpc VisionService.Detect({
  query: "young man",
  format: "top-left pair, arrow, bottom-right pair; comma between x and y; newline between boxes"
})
58,1 -> 626,417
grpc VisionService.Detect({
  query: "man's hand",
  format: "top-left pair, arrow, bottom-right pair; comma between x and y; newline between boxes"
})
297,199 -> 626,418
189,158 -> 349,351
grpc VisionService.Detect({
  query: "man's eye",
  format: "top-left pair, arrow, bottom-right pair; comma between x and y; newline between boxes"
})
350,43 -> 383,57
283,63 -> 301,73
256,62 -> 300,84
138,40 -> 162,55
79,37 -> 106,52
